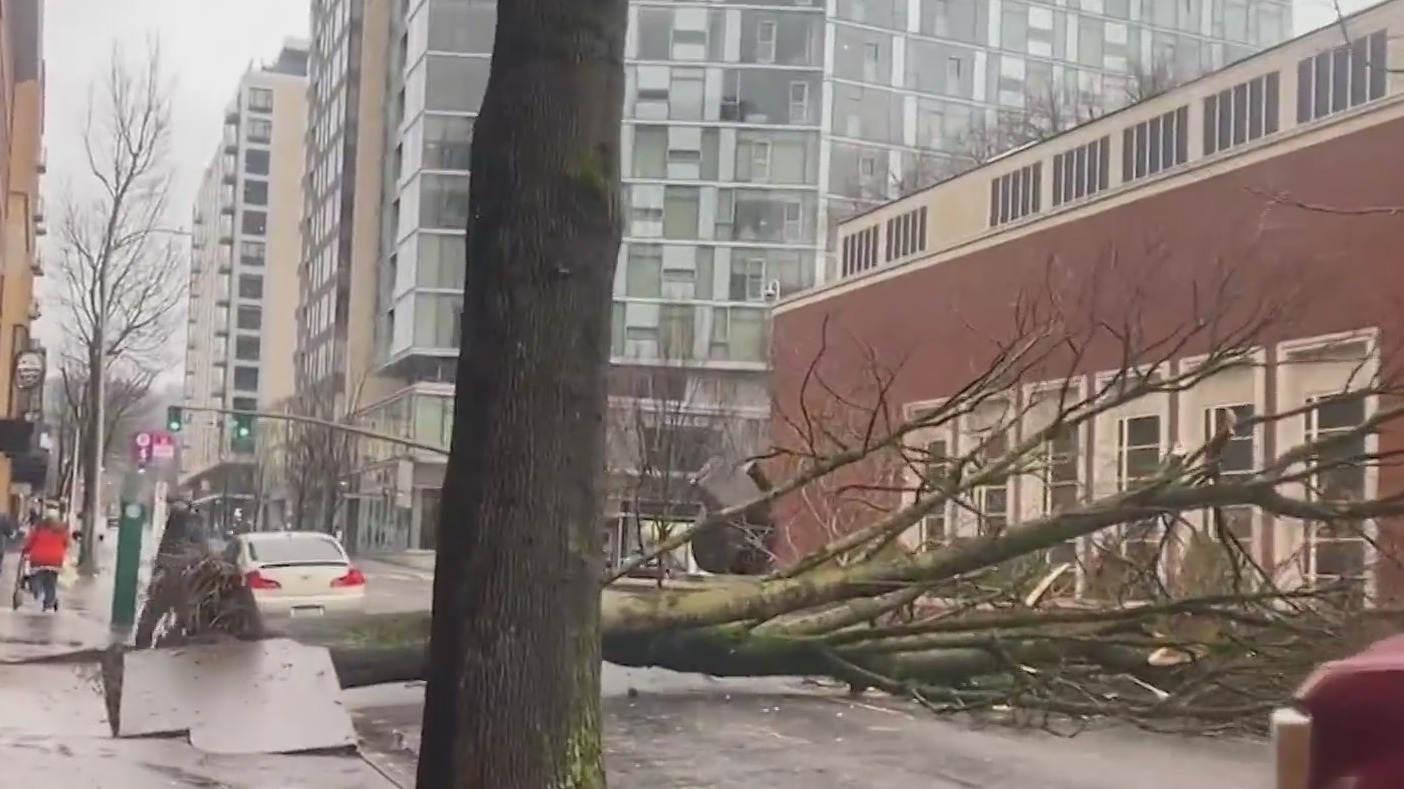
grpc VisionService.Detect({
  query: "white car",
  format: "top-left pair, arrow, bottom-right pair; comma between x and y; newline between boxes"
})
226,531 -> 367,619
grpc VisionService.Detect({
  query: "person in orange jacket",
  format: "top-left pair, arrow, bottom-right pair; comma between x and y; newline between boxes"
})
21,506 -> 69,612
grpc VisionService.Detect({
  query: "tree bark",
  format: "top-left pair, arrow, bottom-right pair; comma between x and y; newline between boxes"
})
415,1 -> 626,787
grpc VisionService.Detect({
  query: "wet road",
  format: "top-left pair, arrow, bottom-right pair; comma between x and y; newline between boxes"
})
349,667 -> 1274,789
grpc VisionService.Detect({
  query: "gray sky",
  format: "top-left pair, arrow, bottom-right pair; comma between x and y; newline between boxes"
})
31,0 -> 1378,351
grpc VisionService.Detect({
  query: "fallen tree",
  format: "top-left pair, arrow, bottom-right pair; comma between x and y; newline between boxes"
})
144,263 -> 1404,736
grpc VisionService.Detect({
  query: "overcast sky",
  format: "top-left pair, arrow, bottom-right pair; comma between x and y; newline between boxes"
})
31,0 -> 1380,351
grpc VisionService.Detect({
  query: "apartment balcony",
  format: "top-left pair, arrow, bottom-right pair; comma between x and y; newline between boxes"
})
30,254 -> 42,277
36,147 -> 46,175
33,220 -> 45,237
32,195 -> 43,222
220,203 -> 234,216
224,108 -> 239,125
221,171 -> 236,186
27,302 -> 40,321
222,135 -> 238,155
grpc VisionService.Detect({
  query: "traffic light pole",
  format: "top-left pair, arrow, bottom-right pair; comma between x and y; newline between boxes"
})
172,405 -> 449,456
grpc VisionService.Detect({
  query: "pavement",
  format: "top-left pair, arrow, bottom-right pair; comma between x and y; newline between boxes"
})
348,666 -> 1276,788
0,545 -> 1280,787
0,544 -> 413,787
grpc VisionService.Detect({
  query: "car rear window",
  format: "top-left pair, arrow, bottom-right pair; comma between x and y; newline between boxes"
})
247,535 -> 346,564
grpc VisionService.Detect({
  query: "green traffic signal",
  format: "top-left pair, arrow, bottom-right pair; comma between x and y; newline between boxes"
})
166,405 -> 183,432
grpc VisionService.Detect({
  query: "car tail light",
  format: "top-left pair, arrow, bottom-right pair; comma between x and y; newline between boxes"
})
332,566 -> 366,588
244,570 -> 281,590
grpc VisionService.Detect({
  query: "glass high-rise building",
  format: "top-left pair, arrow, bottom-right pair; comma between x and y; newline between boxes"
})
304,0 -> 1293,552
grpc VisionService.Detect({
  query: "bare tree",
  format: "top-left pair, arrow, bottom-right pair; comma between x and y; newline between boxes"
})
52,41 -> 183,571
47,363 -> 157,504
279,384 -> 364,537
605,364 -> 769,578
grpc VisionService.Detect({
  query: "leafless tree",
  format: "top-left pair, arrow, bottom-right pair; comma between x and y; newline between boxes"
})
52,41 -> 183,569
47,363 -> 157,503
605,363 -> 769,578
279,384 -> 365,536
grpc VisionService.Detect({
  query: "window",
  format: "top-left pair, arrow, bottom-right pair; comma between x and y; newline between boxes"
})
840,224 -> 880,277
238,274 -> 264,299
883,206 -> 928,262
756,20 -> 777,64
241,210 -> 267,235
240,240 -> 265,267
244,149 -> 270,175
988,162 -> 1043,227
1116,414 -> 1163,568
1043,424 -> 1080,587
1296,30 -> 1387,124
1120,106 -> 1189,183
788,82 -> 811,124
423,115 -> 474,170
972,432 -> 1009,535
247,87 -> 274,112
1203,404 -> 1256,543
1203,72 -> 1280,156
232,396 -> 257,413
242,179 -> 268,205
729,257 -> 766,301
1304,395 -> 1369,594
246,118 -> 272,142
1052,136 -> 1110,207
234,336 -> 261,361
233,366 -> 260,391
918,438 -> 949,548
421,174 -> 471,229
236,305 -> 262,330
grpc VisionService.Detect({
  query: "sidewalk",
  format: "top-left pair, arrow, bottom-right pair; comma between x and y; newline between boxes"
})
0,550 -> 399,786
365,549 -> 436,573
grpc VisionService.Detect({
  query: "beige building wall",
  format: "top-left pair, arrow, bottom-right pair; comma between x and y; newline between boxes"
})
258,70 -> 308,406
0,0 -> 44,514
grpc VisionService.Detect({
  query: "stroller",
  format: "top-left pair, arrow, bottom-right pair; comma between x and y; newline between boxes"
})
11,554 -> 36,610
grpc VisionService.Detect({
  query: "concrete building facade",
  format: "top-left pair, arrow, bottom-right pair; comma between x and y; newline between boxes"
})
307,0 -> 1296,554
181,41 -> 309,528
769,2 -> 1404,598
0,0 -> 45,516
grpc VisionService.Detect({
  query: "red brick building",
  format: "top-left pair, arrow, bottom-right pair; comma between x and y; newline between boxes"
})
770,3 -> 1404,598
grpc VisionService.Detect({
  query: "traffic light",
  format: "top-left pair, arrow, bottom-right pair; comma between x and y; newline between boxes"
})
166,405 -> 183,432
230,412 -> 255,452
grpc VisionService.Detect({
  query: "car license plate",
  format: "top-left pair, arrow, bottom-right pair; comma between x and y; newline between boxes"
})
291,605 -> 325,618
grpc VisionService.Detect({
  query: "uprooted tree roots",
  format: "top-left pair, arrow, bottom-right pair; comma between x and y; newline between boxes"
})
134,551 -> 264,649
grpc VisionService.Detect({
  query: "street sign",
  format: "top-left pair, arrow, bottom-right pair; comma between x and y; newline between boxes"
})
132,431 -> 153,464
151,431 -> 176,463
12,351 -> 43,390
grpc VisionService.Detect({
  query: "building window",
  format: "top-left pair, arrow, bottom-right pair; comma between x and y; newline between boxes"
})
972,431 -> 1009,535
1203,404 -> 1256,544
1116,414 -> 1163,568
238,274 -> 264,299
1121,106 -> 1189,183
242,179 -> 269,206
788,82 -> 811,124
246,117 -> 272,143
234,336 -> 261,361
232,396 -> 257,413
240,240 -> 265,267
1051,136 -> 1110,207
247,87 -> 274,112
988,162 -> 1043,227
244,149 -> 270,175
883,206 -> 928,262
918,438 -> 949,549
1043,424 -> 1080,590
840,224 -> 880,277
236,305 -> 262,330
756,20 -> 777,64
423,115 -> 474,170
233,366 -> 260,391
241,210 -> 267,235
1296,29 -> 1387,124
1304,395 -> 1369,595
1204,72 -> 1281,156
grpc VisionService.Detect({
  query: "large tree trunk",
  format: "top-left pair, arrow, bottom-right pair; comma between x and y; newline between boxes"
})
415,1 -> 626,787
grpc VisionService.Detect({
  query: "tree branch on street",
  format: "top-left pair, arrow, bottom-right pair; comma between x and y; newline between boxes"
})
240,249 -> 1404,742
